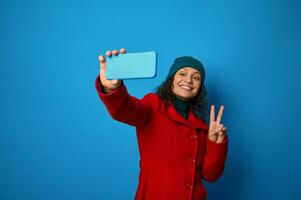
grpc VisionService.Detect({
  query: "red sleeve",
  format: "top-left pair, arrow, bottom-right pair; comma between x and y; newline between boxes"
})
95,75 -> 154,128
201,134 -> 228,182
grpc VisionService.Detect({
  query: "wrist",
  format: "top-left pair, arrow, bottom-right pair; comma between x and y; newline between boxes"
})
102,81 -> 122,94
102,87 -> 113,94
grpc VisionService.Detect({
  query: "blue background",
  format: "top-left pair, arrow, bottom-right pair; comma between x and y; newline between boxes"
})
1,0 -> 300,199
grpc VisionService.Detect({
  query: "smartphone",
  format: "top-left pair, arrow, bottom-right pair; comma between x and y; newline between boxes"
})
106,51 -> 157,80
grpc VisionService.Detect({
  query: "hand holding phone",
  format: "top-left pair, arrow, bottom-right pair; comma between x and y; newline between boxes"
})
98,48 -> 157,93
98,49 -> 126,93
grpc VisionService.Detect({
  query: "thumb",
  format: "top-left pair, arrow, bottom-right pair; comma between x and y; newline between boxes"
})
111,79 -> 121,85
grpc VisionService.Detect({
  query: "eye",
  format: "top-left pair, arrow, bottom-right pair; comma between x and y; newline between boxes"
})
179,72 -> 186,77
193,76 -> 200,81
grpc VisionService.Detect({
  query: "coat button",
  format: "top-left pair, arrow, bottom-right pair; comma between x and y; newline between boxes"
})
190,135 -> 197,140
188,157 -> 196,163
185,183 -> 193,190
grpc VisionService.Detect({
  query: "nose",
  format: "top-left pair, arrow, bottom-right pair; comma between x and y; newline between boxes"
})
184,75 -> 193,83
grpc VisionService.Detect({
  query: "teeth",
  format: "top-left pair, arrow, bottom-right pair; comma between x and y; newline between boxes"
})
180,86 -> 192,90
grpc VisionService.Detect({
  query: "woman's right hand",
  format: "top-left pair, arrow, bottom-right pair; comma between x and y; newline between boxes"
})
98,48 -> 126,93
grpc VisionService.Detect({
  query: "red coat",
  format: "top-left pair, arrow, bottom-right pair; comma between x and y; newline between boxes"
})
95,76 -> 228,200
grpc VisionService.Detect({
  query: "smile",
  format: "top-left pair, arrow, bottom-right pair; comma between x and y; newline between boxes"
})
180,85 -> 193,91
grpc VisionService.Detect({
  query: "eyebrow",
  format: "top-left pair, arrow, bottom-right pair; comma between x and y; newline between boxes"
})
179,69 -> 200,75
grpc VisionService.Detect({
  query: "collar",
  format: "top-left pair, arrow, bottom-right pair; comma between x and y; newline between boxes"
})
160,102 -> 208,130
174,97 -> 190,113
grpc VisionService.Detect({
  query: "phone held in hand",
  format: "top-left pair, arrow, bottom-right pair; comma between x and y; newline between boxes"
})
106,51 -> 157,80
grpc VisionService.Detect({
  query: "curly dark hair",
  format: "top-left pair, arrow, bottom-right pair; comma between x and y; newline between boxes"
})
156,76 -> 208,120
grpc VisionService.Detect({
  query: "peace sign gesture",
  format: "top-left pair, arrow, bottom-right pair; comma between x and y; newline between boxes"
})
208,105 -> 227,143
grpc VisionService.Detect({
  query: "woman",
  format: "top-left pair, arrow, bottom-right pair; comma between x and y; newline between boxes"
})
95,48 -> 228,200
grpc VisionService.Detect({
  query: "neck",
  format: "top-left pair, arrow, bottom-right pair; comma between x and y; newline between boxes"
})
174,96 -> 191,119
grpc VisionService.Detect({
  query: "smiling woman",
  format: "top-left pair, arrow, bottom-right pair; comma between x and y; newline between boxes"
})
95,48 -> 228,200
173,67 -> 202,100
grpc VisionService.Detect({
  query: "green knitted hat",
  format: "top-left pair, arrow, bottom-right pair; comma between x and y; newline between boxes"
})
168,56 -> 205,84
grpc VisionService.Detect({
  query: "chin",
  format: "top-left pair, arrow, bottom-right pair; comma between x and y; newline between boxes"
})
173,89 -> 197,100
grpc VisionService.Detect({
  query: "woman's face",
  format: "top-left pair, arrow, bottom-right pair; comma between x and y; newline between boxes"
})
172,67 -> 201,101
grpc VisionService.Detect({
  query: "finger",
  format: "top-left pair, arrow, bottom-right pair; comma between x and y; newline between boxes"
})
223,127 -> 227,133
216,134 -> 225,143
120,48 -> 126,54
98,55 -> 108,83
216,105 -> 224,124
106,50 -> 112,57
111,79 -> 120,85
98,55 -> 106,70
100,65 -> 107,82
218,124 -> 224,132
111,79 -> 118,85
210,105 -> 215,123
98,55 -> 105,63
112,49 -> 118,56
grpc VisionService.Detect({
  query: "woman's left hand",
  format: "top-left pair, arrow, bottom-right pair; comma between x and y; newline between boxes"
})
208,105 -> 227,143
